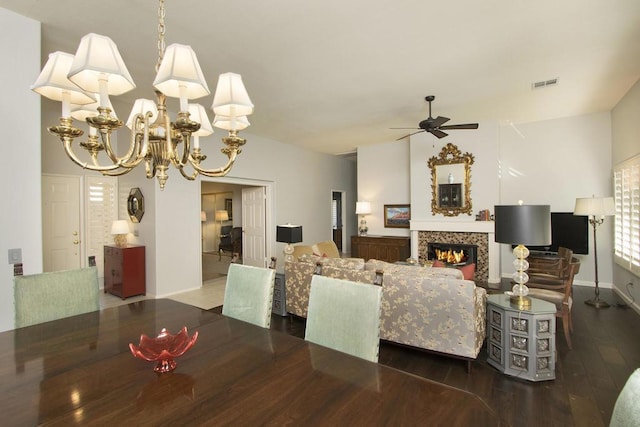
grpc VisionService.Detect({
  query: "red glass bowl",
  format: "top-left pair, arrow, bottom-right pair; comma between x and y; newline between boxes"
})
129,327 -> 199,373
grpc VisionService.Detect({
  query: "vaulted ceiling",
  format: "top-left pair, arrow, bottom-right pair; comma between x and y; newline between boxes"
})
2,0 -> 639,155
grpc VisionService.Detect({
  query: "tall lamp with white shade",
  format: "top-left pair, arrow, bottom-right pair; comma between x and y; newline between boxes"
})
574,196 -> 616,308
355,202 -> 372,236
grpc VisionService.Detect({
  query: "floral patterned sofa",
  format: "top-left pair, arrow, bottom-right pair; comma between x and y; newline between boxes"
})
285,255 -> 487,361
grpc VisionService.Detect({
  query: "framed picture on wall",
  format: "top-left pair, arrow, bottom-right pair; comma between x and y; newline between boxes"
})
384,204 -> 410,228
225,198 -> 233,220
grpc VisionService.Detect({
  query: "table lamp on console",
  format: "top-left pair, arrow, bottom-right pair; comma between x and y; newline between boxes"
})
276,224 -> 303,263
494,202 -> 551,309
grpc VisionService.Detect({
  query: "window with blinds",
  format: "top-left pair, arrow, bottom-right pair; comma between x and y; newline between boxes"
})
85,176 -> 118,279
614,154 -> 640,276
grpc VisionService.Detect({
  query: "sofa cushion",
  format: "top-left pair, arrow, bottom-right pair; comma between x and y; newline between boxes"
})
312,240 -> 341,258
292,244 -> 315,261
299,254 -> 365,270
321,266 -> 378,285
364,259 -> 464,279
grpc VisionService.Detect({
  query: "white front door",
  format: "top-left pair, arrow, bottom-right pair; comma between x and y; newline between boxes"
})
242,186 -> 266,267
42,174 -> 82,272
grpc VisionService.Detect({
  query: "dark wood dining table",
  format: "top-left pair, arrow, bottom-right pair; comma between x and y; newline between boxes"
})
0,299 -> 504,426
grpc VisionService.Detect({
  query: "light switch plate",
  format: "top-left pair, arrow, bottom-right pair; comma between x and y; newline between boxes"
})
8,248 -> 22,264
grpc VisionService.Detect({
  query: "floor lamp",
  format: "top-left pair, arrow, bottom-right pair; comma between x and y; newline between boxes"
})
574,196 -> 615,308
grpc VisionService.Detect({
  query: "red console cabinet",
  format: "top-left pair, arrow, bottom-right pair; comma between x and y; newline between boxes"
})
104,245 -> 146,299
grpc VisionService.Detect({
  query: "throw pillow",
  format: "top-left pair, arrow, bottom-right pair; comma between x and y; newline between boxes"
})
432,260 -> 475,280
459,263 -> 476,280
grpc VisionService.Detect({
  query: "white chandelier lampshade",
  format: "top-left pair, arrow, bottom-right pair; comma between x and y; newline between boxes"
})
213,115 -> 250,132
110,220 -> 130,248
31,1 -> 254,190
211,73 -> 254,117
188,103 -> 214,150
31,51 -> 96,118
153,43 -> 210,113
68,33 -> 136,108
126,99 -> 159,130
188,104 -> 214,136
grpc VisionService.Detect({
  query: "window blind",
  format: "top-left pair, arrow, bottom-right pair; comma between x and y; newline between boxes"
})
85,176 -> 118,279
614,154 -> 640,276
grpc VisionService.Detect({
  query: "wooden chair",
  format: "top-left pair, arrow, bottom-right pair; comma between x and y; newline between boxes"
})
14,267 -> 100,328
305,275 -> 382,362
527,247 -> 573,287
610,368 -> 640,426
222,264 -> 276,328
526,257 -> 581,349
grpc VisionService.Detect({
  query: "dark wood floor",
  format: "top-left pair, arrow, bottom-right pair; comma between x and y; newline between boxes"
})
261,285 -> 640,427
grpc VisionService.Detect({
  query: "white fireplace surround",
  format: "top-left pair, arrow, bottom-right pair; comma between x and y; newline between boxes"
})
411,220 -> 500,284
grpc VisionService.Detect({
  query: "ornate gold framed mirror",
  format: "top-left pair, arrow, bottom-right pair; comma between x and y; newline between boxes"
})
428,143 -> 474,216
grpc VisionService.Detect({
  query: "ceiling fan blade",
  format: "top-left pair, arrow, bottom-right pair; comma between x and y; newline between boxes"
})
389,127 -> 421,130
438,123 -> 479,130
396,130 -> 425,141
430,129 -> 448,139
431,116 -> 450,128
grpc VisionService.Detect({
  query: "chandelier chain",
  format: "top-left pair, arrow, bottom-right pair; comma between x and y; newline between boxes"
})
156,0 -> 166,73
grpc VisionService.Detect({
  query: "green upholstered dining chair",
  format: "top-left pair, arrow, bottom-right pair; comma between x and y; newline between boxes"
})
222,263 -> 276,328
610,369 -> 640,426
14,267 -> 100,328
305,275 -> 383,362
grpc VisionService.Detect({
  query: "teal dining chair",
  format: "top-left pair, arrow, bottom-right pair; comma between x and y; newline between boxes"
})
610,369 -> 640,426
305,275 -> 382,362
222,264 -> 276,328
14,267 -> 100,328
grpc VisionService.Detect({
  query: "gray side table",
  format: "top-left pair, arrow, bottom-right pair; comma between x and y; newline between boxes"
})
486,293 -> 556,381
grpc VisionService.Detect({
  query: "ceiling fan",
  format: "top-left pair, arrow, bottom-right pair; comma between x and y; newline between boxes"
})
392,95 -> 479,140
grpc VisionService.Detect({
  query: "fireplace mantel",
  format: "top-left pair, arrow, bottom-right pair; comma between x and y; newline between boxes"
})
410,220 -> 500,284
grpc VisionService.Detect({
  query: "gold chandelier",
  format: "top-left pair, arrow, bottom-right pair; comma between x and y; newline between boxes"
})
31,0 -> 253,189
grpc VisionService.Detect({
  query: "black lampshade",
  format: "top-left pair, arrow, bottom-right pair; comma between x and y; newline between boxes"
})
494,205 -> 551,246
276,225 -> 303,244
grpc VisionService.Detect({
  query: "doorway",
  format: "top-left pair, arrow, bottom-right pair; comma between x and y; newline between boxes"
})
200,177 -> 274,284
332,191 -> 346,254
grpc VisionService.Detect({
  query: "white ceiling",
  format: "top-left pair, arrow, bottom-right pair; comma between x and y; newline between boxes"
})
2,0 -> 640,155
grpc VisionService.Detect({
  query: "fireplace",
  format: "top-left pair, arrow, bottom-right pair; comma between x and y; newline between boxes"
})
410,220 -> 499,284
427,242 -> 478,266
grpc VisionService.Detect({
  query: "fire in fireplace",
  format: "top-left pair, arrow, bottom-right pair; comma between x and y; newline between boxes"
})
427,243 -> 478,266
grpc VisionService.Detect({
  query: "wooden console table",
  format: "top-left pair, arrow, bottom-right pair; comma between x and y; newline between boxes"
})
351,235 -> 410,263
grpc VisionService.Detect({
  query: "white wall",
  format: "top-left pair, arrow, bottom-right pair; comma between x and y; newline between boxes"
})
358,113 -> 615,288
611,78 -> 640,304
357,141 -> 411,236
499,112 -> 613,287
0,9 -> 41,332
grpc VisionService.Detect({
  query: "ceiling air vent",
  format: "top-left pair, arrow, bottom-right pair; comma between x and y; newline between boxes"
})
532,78 -> 559,89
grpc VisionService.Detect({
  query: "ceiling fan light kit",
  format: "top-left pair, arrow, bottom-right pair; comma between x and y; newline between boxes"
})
393,95 -> 479,141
